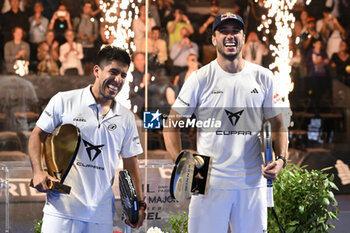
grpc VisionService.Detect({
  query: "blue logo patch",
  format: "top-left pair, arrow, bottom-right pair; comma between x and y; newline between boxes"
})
143,110 -> 161,129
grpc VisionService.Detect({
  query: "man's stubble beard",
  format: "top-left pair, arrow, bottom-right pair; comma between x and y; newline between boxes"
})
217,40 -> 244,62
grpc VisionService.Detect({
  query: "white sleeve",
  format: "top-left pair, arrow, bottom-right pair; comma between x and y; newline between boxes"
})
36,93 -> 63,133
120,113 -> 143,158
262,72 -> 283,119
172,71 -> 200,117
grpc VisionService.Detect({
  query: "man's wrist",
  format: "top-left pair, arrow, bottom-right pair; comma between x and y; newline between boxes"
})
276,155 -> 287,168
138,201 -> 147,210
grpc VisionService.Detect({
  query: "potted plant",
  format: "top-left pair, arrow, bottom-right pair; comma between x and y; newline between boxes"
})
268,164 -> 339,232
164,164 -> 339,233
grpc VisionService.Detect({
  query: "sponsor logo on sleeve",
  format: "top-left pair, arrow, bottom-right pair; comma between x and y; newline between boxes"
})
273,93 -> 281,104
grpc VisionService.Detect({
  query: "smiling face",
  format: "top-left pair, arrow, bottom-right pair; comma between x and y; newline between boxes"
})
212,20 -> 245,61
93,60 -> 129,100
13,27 -> 23,41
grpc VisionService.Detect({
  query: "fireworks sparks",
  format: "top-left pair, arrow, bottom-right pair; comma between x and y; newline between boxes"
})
99,0 -> 140,52
259,0 -> 296,99
258,0 -> 299,126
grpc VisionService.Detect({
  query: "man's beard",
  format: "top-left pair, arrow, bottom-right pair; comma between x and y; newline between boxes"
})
99,84 -> 121,100
217,41 -> 243,61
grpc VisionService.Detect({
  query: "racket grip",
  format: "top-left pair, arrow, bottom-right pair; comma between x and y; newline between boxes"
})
267,185 -> 274,207
125,224 -> 131,233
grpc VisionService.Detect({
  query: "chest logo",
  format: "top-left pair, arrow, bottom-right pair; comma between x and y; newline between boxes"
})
108,124 -> 117,131
82,139 -> 104,161
225,109 -> 244,126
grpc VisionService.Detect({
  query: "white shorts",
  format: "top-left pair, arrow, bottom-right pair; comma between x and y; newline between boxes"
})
41,213 -> 113,233
188,187 -> 267,233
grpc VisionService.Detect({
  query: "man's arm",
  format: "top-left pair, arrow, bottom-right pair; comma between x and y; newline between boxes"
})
28,125 -> 58,192
163,109 -> 183,161
123,155 -> 145,228
261,114 -> 288,180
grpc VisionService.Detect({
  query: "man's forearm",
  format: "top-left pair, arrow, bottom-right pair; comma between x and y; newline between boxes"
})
269,114 -> 288,157
163,127 -> 182,161
28,126 -> 47,174
163,109 -> 183,161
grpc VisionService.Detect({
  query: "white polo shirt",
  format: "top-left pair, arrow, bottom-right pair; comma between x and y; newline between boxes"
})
36,85 -> 143,224
172,60 -> 282,190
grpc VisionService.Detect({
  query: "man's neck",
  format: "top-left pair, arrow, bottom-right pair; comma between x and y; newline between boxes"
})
217,55 -> 244,74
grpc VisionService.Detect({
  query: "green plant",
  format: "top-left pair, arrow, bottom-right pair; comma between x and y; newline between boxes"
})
33,219 -> 42,233
164,211 -> 188,233
268,164 -> 339,233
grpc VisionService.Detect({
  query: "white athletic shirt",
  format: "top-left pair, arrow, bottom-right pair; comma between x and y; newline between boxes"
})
36,85 -> 143,224
172,59 -> 282,189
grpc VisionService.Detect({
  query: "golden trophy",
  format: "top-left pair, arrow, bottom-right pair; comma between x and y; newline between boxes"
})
170,151 -> 213,202
30,124 -> 81,194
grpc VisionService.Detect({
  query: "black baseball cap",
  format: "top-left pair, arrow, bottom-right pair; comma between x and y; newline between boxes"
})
212,12 -> 245,34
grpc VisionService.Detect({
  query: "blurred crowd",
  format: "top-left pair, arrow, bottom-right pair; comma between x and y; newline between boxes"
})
0,0 -> 349,113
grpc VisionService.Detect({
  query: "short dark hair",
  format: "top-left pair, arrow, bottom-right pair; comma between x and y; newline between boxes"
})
152,26 -> 161,32
95,46 -> 131,69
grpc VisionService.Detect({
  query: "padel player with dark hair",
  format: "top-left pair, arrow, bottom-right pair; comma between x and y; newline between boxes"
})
163,12 -> 288,233
29,45 -> 146,232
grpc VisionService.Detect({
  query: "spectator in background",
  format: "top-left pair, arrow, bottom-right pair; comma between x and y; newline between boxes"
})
301,17 -> 323,55
28,2 -> 48,72
170,27 -> 198,76
132,4 -> 156,51
4,26 -> 30,74
299,10 -> 309,34
1,0 -> 29,43
73,1 -> 98,75
29,2 -> 48,45
141,26 -> 168,67
37,30 -> 59,76
330,40 -> 350,85
306,39 -> 329,77
306,39 -> 329,104
59,29 -> 84,75
61,0 -> 85,19
34,0 -> 60,20
1,0 -> 27,13
173,53 -> 199,93
48,4 -> 73,45
316,7 -> 346,58
167,8 -> 194,51
198,1 -> 220,65
130,52 -> 155,118
242,31 -> 268,66
146,0 -> 161,27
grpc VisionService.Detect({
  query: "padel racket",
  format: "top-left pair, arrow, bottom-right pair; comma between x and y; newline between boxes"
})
119,170 -> 139,232
263,121 -> 274,207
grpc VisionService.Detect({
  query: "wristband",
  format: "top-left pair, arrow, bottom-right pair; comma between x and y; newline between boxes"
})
138,201 -> 147,210
276,155 -> 287,168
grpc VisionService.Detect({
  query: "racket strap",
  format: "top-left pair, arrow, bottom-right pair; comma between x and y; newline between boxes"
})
271,207 -> 285,233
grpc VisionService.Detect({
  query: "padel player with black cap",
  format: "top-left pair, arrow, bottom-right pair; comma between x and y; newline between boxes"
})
163,12 -> 288,233
29,46 -> 146,233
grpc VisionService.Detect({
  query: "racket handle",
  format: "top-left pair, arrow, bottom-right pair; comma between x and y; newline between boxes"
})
267,185 -> 274,207
125,224 -> 131,233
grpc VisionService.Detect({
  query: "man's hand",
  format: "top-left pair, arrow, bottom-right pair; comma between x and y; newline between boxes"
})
32,170 -> 59,192
126,208 -> 146,229
261,159 -> 284,180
